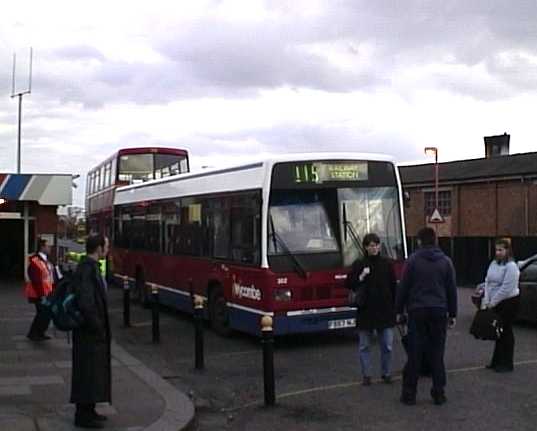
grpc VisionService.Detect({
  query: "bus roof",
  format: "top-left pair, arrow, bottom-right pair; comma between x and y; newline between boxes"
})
88,147 -> 189,174
114,152 -> 395,206
117,147 -> 189,156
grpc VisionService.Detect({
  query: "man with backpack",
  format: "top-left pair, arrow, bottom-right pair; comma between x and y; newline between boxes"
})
25,239 -> 55,341
70,235 -> 111,429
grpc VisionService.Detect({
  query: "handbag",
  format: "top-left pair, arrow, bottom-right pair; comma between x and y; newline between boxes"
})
469,308 -> 503,340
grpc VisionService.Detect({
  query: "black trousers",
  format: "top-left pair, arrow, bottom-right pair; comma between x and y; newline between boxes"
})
27,300 -> 51,338
491,295 -> 520,369
402,308 -> 447,398
76,403 -> 96,418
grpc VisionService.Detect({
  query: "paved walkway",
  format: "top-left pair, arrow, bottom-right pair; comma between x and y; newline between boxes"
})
0,280 -> 194,431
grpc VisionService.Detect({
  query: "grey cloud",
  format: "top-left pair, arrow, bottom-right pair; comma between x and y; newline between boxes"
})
22,10 -> 386,107
194,123 -> 422,163
31,59 -> 236,108
486,53 -> 537,91
308,1 -> 537,97
157,19 -> 381,93
6,2 -> 537,109
52,45 -> 106,61
332,1 -> 537,59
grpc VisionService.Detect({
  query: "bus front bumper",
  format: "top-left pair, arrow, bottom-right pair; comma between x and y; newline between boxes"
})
274,306 -> 357,335
228,304 -> 357,336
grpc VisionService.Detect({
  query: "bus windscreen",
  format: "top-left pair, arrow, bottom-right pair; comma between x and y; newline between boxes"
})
268,160 -> 404,272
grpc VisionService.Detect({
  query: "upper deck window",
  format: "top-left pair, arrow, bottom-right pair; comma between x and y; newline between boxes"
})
104,162 -> 112,188
118,153 -> 189,183
118,154 -> 154,183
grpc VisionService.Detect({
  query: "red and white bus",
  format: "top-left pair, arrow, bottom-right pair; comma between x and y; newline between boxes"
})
112,153 -> 407,336
86,147 -> 189,237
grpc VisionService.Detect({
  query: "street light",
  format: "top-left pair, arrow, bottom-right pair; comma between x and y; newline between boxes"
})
424,147 -> 439,226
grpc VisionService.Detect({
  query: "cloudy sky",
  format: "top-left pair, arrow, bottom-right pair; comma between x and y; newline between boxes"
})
1,0 -> 537,206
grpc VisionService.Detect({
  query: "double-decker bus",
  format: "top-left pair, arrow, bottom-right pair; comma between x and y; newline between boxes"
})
112,153 -> 407,336
86,147 -> 189,237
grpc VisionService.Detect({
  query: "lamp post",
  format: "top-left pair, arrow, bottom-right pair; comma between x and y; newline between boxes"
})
424,147 -> 439,228
11,48 -> 33,174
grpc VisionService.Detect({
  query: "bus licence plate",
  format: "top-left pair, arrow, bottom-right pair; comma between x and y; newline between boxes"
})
328,318 -> 356,330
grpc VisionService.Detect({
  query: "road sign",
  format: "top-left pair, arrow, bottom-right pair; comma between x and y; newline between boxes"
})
429,208 -> 444,223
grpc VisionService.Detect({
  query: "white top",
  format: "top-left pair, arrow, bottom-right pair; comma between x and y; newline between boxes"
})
482,260 -> 520,308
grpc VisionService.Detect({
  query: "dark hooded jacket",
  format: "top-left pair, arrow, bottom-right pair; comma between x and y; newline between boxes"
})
395,246 -> 457,318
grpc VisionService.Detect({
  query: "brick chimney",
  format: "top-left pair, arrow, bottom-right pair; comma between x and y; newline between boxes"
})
484,133 -> 510,158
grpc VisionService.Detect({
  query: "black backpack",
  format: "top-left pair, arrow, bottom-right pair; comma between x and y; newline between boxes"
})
43,275 -> 84,331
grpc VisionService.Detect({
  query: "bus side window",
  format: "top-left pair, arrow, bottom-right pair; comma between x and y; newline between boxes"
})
230,194 -> 260,265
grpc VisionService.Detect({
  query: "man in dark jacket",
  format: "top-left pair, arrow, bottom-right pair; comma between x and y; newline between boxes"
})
70,235 -> 111,429
396,227 -> 457,406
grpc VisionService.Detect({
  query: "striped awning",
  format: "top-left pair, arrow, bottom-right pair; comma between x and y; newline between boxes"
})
0,174 -> 72,205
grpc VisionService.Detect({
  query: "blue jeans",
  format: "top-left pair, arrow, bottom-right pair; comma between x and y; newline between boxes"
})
359,327 -> 394,378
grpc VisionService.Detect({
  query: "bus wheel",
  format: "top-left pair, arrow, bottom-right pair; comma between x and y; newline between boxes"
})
209,287 -> 232,337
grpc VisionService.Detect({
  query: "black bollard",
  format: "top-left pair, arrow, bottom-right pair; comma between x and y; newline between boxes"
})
194,295 -> 204,371
123,276 -> 131,328
151,284 -> 160,343
261,315 -> 275,406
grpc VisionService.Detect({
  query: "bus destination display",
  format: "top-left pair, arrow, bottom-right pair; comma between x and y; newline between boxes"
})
293,162 -> 368,184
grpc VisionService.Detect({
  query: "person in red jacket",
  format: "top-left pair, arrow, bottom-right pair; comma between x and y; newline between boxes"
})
25,239 -> 55,341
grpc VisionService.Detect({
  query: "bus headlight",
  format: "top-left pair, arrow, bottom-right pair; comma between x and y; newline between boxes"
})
274,288 -> 292,302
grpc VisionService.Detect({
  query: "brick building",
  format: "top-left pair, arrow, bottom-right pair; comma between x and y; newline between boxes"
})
399,136 -> 537,284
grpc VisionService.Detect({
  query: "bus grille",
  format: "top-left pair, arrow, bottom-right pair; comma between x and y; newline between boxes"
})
317,285 -> 331,299
300,285 -> 334,300
301,287 -> 314,301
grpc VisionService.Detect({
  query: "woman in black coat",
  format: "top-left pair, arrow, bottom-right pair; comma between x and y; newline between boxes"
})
347,233 -> 397,386
70,236 -> 111,428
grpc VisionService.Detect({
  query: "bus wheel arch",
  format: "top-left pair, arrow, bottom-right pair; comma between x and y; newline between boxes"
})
208,282 -> 232,336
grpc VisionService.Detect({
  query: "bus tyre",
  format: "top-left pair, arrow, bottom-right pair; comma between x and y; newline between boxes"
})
209,287 -> 232,337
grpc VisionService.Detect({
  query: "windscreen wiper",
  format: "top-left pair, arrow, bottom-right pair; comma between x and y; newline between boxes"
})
342,202 -> 367,257
269,214 -> 307,279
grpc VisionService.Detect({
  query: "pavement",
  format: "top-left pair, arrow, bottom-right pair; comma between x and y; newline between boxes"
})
6,276 -> 537,431
0,280 -> 194,431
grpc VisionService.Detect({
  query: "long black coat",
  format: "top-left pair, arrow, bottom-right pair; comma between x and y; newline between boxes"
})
347,255 -> 397,330
70,257 -> 111,404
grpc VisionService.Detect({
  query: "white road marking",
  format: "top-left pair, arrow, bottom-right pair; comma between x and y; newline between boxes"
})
221,358 -> 537,412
